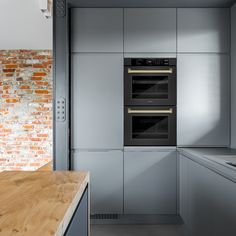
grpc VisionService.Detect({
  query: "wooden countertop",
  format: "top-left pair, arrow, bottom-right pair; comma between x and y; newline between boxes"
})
0,171 -> 89,236
37,161 -> 53,171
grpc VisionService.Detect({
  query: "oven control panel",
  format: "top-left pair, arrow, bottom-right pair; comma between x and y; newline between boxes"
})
124,58 -> 176,66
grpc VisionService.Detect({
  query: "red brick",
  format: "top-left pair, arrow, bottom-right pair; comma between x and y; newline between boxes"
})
3,85 -> 11,90
6,98 -> 18,103
36,107 -> 49,111
33,64 -> 44,68
37,134 -> 48,137
3,69 -> 15,73
5,73 -> 14,77
32,121 -> 42,124
33,56 -> 46,60
33,72 -> 47,76
31,76 -> 43,81
23,124 -> 34,129
35,90 -> 49,94
35,81 -> 49,86
37,151 -> 45,155
30,138 -> 41,142
2,128 -> 11,132
20,85 -> 30,89
5,64 -> 17,69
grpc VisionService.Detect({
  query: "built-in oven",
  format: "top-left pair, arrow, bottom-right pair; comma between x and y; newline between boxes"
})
124,58 -> 176,106
124,106 -> 176,146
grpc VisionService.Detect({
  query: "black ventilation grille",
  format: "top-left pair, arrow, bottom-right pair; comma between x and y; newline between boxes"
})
90,214 -> 119,220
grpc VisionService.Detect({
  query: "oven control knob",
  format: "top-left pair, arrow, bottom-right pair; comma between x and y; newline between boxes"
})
136,59 -> 143,66
146,59 -> 153,65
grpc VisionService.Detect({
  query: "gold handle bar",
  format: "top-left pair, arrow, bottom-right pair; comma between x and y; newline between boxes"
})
128,108 -> 173,114
128,68 -> 173,74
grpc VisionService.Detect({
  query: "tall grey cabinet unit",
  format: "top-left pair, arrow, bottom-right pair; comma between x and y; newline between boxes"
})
177,8 -> 230,147
124,148 -> 177,214
71,53 -> 123,149
231,4 -> 236,148
179,154 -> 236,236
177,8 -> 230,53
71,8 -> 124,214
124,8 -> 177,53
71,8 -> 123,52
177,54 -> 230,146
73,150 -> 123,214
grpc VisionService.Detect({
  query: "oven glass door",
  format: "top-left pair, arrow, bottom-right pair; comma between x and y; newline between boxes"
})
125,107 -> 176,146
132,75 -> 168,100
125,66 -> 176,106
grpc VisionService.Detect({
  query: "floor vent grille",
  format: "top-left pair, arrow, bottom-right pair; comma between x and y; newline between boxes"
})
91,214 -> 119,220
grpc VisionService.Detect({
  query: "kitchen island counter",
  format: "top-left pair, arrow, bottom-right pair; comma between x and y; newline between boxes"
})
0,171 -> 89,236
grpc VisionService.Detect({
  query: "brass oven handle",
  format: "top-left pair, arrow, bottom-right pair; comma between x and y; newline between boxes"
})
128,108 -> 173,114
128,68 -> 173,74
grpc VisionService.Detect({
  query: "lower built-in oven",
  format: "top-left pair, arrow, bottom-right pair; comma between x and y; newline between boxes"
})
124,106 -> 176,146
124,58 -> 176,106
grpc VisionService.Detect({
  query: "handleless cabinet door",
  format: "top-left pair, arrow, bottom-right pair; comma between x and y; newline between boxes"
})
124,8 -> 177,53
188,156 -> 236,236
72,53 -> 123,149
124,149 -> 177,214
71,8 -> 123,53
179,154 -> 190,226
177,54 -> 230,146
177,8 -> 230,53
73,150 -> 123,214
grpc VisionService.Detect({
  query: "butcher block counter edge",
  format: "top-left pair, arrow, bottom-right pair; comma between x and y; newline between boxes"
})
0,171 -> 89,236
54,172 -> 89,236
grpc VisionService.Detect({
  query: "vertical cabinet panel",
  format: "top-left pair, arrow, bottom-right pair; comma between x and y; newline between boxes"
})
188,160 -> 236,236
72,53 -> 123,149
177,54 -> 230,146
231,4 -> 236,148
177,8 -> 230,53
179,154 -> 190,227
124,8 -> 177,53
73,151 -> 123,214
71,8 -> 123,52
180,154 -> 236,236
124,149 -> 177,214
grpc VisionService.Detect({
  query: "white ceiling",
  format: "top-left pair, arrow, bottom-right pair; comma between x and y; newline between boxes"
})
73,0 -> 236,8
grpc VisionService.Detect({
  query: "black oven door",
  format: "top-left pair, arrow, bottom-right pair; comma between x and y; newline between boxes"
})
124,66 -> 176,106
124,107 -> 176,146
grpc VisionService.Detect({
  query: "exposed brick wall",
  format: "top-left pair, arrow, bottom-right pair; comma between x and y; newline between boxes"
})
0,50 -> 53,171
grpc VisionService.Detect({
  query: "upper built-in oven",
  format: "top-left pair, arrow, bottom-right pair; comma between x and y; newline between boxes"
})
124,58 -> 176,106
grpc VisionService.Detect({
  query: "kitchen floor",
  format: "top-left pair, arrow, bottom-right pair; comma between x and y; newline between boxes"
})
91,225 -> 186,236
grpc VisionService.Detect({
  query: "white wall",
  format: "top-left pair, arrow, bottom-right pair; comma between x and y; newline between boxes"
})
231,3 -> 236,148
0,0 -> 52,49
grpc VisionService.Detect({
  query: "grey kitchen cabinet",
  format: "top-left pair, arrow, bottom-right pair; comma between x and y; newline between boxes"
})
231,4 -> 236,149
124,148 -> 177,214
64,187 -> 88,236
124,8 -> 177,53
177,54 -> 230,147
179,154 -> 236,236
179,155 -> 190,231
71,8 -> 123,52
73,150 -> 123,214
71,53 -> 123,149
177,8 -> 230,53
